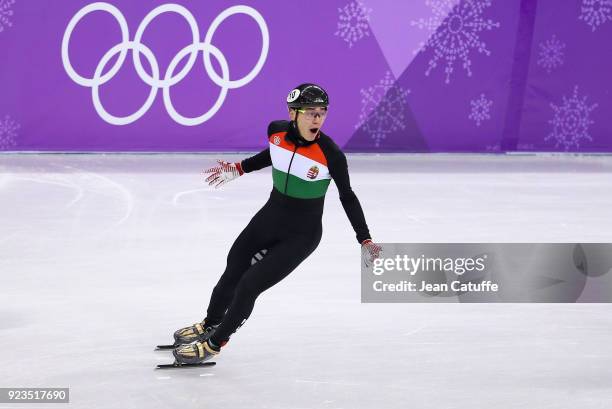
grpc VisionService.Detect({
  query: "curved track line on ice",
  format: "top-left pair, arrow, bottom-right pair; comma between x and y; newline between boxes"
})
63,167 -> 135,231
171,187 -> 213,207
0,170 -> 134,235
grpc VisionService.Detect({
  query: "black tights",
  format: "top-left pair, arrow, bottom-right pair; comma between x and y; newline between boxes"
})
206,197 -> 322,344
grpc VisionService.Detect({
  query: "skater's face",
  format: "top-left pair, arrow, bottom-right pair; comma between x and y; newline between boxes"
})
289,106 -> 328,141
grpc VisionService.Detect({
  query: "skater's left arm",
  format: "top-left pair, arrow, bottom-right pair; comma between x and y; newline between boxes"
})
328,151 -> 371,242
328,152 -> 382,266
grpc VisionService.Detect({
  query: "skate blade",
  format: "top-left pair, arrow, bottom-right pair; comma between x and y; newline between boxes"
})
156,361 -> 216,369
155,344 -> 179,351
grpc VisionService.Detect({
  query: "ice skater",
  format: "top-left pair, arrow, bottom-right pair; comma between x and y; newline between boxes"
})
170,83 -> 381,365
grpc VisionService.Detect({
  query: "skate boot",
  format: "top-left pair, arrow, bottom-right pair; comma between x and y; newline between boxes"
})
173,321 -> 218,345
173,339 -> 220,364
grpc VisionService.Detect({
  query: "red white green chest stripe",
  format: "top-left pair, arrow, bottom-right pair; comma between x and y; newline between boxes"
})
269,132 -> 331,199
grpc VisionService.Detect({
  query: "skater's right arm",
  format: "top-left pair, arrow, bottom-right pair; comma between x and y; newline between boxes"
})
203,124 -> 276,188
240,148 -> 271,173
239,121 -> 284,172
203,149 -> 271,188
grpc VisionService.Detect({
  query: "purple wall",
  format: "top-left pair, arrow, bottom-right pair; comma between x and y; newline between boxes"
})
0,0 -> 611,152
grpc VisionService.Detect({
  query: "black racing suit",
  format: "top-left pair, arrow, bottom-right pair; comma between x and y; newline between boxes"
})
207,120 -> 371,345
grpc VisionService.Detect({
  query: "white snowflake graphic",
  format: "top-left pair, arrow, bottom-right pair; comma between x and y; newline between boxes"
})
334,0 -> 372,48
546,86 -> 598,151
0,115 -> 20,150
0,0 -> 15,33
468,93 -> 492,126
537,35 -> 565,74
411,0 -> 500,84
579,0 -> 612,31
356,71 -> 410,147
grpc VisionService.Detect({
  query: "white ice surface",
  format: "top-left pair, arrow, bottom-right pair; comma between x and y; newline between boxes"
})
1,153 -> 611,409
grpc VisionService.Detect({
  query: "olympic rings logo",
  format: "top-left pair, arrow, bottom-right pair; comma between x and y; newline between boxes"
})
61,2 -> 269,126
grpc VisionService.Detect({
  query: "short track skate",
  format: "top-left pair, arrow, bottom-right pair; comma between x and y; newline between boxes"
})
156,361 -> 216,369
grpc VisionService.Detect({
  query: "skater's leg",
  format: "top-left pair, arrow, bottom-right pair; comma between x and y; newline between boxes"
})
210,229 -> 322,345
205,209 -> 275,324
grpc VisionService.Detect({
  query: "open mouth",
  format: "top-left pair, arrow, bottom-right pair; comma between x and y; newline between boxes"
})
309,128 -> 319,134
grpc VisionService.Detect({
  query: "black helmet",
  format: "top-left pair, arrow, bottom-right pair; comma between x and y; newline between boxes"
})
286,83 -> 329,108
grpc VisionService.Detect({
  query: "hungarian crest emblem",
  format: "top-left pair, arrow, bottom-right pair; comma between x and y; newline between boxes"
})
307,165 -> 319,179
